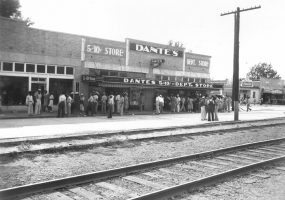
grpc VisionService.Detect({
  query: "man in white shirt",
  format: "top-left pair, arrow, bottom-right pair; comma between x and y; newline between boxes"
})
57,92 -> 66,117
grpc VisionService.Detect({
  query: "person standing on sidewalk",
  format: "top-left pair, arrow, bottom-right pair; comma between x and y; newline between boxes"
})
214,96 -> 219,121
86,94 -> 94,116
115,93 -> 120,114
48,93 -> 54,112
79,93 -> 85,116
43,90 -> 49,112
207,96 -> 215,121
119,94 -> 124,116
107,94 -> 114,118
246,97 -> 252,112
200,96 -> 207,120
25,91 -> 34,116
66,93 -> 73,117
101,92 -> 107,114
57,92 -> 66,118
93,92 -> 99,114
124,93 -> 129,114
35,89 -> 42,115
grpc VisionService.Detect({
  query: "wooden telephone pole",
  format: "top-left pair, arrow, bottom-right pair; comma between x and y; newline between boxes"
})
221,5 -> 261,121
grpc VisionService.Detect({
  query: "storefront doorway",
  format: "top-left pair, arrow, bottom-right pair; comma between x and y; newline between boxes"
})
31,83 -> 46,92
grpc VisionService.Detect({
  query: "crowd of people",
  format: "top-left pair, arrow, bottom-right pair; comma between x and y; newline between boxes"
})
154,94 -> 232,121
25,89 -> 55,116
25,90 -> 233,121
25,90 -> 130,118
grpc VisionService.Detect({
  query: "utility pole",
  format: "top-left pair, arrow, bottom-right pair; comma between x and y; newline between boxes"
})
221,5 -> 261,121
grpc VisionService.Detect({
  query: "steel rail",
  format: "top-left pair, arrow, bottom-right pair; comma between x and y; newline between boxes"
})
128,155 -> 285,200
1,117 -> 285,146
0,137 -> 285,200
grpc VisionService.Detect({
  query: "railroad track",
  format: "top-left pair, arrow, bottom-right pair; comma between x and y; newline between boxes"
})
1,138 -> 285,200
1,118 -> 285,156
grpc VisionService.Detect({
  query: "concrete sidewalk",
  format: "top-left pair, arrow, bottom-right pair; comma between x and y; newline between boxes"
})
0,105 -> 284,141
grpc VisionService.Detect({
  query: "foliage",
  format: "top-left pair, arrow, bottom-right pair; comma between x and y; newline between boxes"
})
246,63 -> 281,80
0,0 -> 20,18
0,0 -> 33,26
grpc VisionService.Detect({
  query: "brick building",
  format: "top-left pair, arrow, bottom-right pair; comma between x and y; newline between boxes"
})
0,17 -> 219,111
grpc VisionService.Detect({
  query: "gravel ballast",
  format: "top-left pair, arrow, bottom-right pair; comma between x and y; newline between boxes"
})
1,124 -> 285,199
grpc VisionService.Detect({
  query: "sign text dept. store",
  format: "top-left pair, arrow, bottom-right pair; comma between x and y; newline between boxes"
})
123,78 -> 213,88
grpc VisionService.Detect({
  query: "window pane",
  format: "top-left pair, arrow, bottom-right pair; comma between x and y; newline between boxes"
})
170,76 -> 175,81
47,65 -> 55,74
57,66 -> 64,74
100,70 -> 108,76
183,77 -> 188,82
3,62 -> 13,71
155,75 -> 161,80
109,71 -> 118,76
189,78 -> 194,82
162,76 -> 169,81
37,65 -> 45,73
66,67 -> 74,75
26,64 -> 35,72
120,72 -> 127,77
15,63 -> 24,72
201,79 -> 205,83
176,76 -> 183,82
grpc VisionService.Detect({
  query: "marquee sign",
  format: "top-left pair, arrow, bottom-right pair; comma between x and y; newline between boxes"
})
130,43 -> 183,57
86,44 -> 125,57
102,77 -> 213,88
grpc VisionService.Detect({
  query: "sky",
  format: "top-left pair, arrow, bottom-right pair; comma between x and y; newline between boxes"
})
19,0 -> 285,80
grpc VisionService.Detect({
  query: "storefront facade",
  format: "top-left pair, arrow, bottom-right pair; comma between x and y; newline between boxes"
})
81,38 -> 218,110
260,77 -> 285,104
0,17 -> 219,111
0,17 -> 77,109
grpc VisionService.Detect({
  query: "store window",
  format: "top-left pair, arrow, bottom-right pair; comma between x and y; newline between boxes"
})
176,76 -> 183,82
120,72 -> 127,77
201,78 -> 206,83
155,75 -> 162,80
15,63 -> 24,72
66,67 -> 74,75
183,77 -> 189,82
26,64 -> 35,72
0,76 -> 28,105
37,64 -> 45,73
57,66 -> 65,74
109,71 -> 118,76
47,65 -> 55,74
100,70 -> 109,76
189,78 -> 195,82
162,76 -> 169,81
3,62 -> 13,71
170,76 -> 175,81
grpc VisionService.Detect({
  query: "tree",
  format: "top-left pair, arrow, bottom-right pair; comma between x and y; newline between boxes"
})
246,63 -> 281,80
0,0 -> 33,26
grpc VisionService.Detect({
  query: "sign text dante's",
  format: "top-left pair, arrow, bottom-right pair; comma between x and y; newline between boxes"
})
130,43 -> 183,57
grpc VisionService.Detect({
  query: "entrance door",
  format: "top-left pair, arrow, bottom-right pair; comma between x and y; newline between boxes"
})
31,83 -> 46,92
